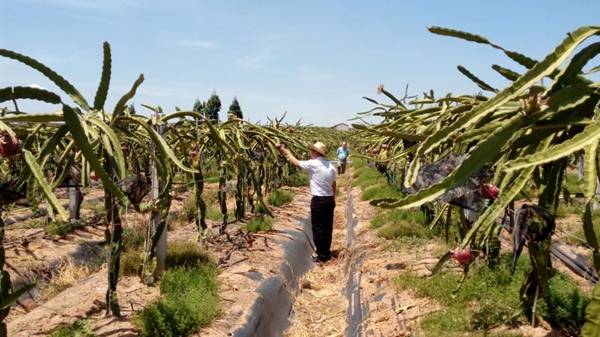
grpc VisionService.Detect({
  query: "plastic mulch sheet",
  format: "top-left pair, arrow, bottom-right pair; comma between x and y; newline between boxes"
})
408,153 -> 492,215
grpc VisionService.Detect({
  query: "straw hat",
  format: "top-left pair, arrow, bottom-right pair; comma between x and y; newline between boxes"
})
310,142 -> 327,156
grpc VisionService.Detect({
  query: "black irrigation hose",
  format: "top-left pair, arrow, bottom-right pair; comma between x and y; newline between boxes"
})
451,200 -> 600,285
499,233 -> 599,284
550,242 -> 599,283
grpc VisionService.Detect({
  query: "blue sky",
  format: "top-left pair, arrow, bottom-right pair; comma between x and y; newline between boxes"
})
1,1 -> 599,126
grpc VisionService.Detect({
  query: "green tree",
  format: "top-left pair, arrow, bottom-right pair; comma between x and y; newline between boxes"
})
228,97 -> 243,120
192,98 -> 204,114
204,92 -> 221,122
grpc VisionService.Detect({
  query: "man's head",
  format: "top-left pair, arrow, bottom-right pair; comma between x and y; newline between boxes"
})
341,142 -> 347,148
310,142 -> 327,159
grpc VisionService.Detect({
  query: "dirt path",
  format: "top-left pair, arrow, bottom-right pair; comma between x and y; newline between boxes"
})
283,173 -> 350,337
282,169 -> 440,337
349,184 -> 443,337
7,186 -> 315,337
200,186 -> 313,336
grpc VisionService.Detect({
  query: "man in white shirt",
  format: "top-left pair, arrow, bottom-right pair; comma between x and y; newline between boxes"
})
277,141 -> 337,262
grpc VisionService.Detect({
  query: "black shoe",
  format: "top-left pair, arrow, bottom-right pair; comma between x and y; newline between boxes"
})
312,255 -> 331,263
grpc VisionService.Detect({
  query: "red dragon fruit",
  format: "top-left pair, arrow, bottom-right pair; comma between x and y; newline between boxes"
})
480,183 -> 499,199
0,132 -> 21,157
452,247 -> 472,265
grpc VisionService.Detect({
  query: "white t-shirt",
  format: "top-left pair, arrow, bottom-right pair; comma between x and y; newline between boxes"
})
299,157 -> 337,196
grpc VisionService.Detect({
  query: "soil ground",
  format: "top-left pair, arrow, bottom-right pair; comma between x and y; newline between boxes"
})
4,167 -> 594,337
283,172 -> 350,337
5,185 -> 316,336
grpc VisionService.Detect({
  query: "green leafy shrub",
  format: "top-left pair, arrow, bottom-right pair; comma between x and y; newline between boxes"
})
351,163 -> 403,201
50,320 -> 96,337
134,265 -> 219,337
165,241 -> 212,269
371,208 -> 429,240
120,249 -> 142,276
538,273 -> 590,335
205,206 -> 234,221
123,226 -> 145,251
421,307 -> 470,336
253,202 -> 270,215
46,220 -> 85,236
360,182 -> 403,201
283,171 -> 308,187
204,175 -> 220,184
246,216 -> 273,233
378,221 -> 428,240
563,173 -> 582,194
268,189 -> 294,207
471,301 -> 517,331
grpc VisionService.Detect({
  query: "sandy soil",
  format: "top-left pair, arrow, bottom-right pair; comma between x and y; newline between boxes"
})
348,181 -> 442,337
6,185 -> 314,337
199,186 -> 313,336
283,170 -> 448,337
4,173 -> 593,337
283,173 -> 350,337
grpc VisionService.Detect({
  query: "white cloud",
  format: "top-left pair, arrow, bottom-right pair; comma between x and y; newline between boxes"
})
27,83 -> 49,90
173,39 -> 218,49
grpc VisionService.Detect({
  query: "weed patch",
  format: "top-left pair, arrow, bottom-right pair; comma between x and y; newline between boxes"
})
537,272 -> 590,335
283,171 -> 308,187
46,220 -> 86,236
120,249 -> 142,276
351,161 -> 402,201
268,189 -> 294,207
134,256 -> 219,337
563,173 -> 582,194
245,216 -> 273,233
11,217 -> 47,230
122,241 -> 211,277
360,182 -> 402,201
371,208 -> 429,240
253,202 -> 270,215
179,194 -> 198,222
165,241 -> 212,269
50,320 -> 96,337
123,226 -> 145,251
205,205 -> 233,222
397,255 -> 588,335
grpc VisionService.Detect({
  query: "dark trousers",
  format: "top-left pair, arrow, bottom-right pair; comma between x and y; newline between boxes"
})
310,196 -> 336,261
337,159 -> 347,174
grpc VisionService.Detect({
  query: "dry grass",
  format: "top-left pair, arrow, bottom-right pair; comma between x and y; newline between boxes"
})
284,263 -> 347,337
43,258 -> 102,299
